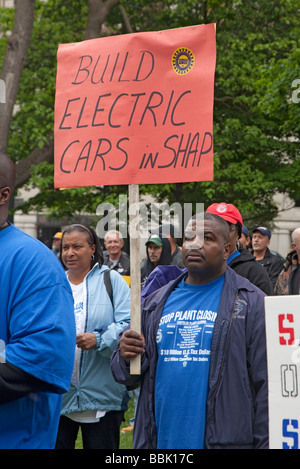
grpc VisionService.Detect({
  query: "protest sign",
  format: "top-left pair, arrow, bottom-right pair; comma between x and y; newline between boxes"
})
54,23 -> 216,188
54,24 -> 216,374
265,295 -> 300,449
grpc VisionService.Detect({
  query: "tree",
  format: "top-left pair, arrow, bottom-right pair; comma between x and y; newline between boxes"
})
257,46 -> 300,205
4,0 -> 122,189
84,0 -> 119,40
1,0 -> 299,228
125,0 -> 300,227
0,0 -> 35,153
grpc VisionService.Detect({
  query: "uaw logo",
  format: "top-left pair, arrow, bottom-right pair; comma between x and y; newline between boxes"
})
156,329 -> 162,344
233,297 -> 247,318
216,203 -> 227,214
172,47 -> 195,75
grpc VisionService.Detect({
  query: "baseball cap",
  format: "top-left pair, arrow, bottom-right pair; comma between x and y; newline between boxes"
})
146,234 -> 163,247
253,227 -> 271,239
242,225 -> 250,237
206,202 -> 243,225
52,232 -> 62,239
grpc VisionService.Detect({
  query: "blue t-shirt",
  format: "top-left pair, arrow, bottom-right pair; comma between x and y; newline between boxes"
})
155,274 -> 224,449
227,251 -> 240,264
0,225 -> 76,449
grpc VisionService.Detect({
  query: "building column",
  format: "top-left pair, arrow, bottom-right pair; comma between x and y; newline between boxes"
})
13,212 -> 38,238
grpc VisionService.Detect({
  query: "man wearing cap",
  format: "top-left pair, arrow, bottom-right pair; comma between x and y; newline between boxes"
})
141,233 -> 172,286
252,227 -> 283,288
52,231 -> 62,258
239,225 -> 251,251
111,212 -> 268,449
153,224 -> 185,269
206,203 -> 273,295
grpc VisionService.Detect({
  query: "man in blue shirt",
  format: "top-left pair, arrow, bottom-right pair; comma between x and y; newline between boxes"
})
111,212 -> 268,449
0,152 -> 76,448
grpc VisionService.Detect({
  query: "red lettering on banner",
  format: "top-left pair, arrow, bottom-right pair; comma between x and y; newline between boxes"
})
278,314 -> 295,345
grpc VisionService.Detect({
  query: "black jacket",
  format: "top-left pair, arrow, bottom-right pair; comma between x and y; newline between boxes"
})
103,251 -> 130,276
254,247 -> 284,289
141,236 -> 171,286
275,249 -> 300,295
229,249 -> 273,295
111,267 -> 268,449
170,245 -> 185,269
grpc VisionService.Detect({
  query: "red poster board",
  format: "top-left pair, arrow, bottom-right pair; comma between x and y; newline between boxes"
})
54,24 -> 216,188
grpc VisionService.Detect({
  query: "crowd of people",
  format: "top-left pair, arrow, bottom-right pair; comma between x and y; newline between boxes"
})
2,149 -> 300,449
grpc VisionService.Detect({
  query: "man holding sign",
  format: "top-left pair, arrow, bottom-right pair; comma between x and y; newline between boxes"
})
111,212 -> 268,449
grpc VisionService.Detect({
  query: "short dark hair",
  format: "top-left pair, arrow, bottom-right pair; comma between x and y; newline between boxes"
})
188,212 -> 230,243
61,224 -> 104,269
235,221 -> 242,239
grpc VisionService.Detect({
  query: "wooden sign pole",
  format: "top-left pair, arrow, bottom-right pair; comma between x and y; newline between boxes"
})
129,184 -> 141,374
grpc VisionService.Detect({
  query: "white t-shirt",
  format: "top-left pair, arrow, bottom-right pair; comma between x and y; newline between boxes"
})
67,279 -> 105,423
70,281 -> 86,388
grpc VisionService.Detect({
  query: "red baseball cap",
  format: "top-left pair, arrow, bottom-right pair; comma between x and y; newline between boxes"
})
206,202 -> 243,225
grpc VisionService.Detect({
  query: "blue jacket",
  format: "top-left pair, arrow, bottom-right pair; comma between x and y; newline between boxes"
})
111,266 -> 268,449
61,264 -> 131,415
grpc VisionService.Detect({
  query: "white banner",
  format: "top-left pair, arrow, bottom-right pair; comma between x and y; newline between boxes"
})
265,295 -> 300,449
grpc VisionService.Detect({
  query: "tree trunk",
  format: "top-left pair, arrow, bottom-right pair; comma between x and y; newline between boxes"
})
84,0 -> 119,40
15,140 -> 54,189
0,0 -> 35,153
14,0 -> 120,188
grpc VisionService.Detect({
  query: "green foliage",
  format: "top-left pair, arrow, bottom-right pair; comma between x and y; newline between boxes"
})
20,161 -> 128,221
1,0 -> 299,225
6,0 -> 89,162
124,0 -> 300,225
257,49 -> 300,138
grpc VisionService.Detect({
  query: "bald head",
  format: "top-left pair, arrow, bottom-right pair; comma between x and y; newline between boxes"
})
291,228 -> 300,243
0,152 -> 15,224
0,152 -> 15,191
291,228 -> 300,259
